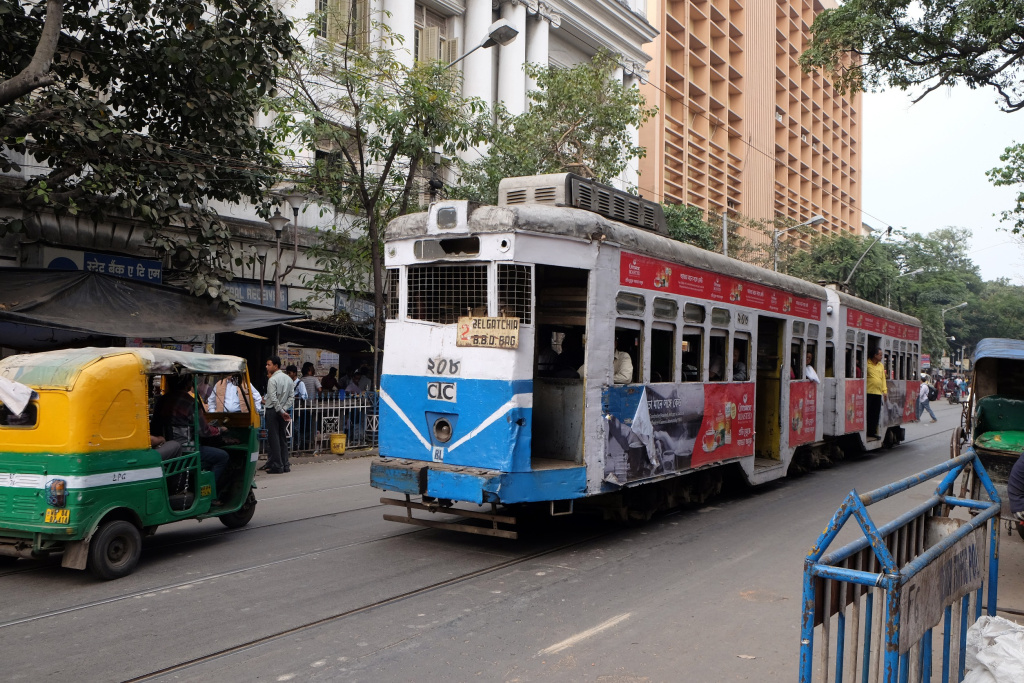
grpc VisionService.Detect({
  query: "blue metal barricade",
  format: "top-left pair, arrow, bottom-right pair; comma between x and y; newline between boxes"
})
799,453 -> 1001,683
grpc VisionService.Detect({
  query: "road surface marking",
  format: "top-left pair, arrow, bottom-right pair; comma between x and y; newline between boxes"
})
538,612 -> 632,656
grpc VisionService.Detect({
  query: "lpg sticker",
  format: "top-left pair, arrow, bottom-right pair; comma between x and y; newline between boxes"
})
432,446 -> 445,462
427,381 -> 457,402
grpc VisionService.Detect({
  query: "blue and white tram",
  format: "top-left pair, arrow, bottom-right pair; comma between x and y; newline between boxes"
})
371,173 -> 921,536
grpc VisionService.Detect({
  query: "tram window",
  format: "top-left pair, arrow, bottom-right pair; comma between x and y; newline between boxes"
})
650,326 -> 675,383
806,342 -> 817,378
407,264 -> 488,324
845,344 -> 855,379
681,327 -> 703,382
898,352 -> 905,380
709,330 -> 728,382
808,324 -> 819,338
732,334 -> 750,381
846,330 -> 855,343
614,324 -> 642,384
790,341 -> 804,379
856,347 -> 864,378
826,327 -> 833,339
385,268 -> 400,320
884,351 -> 892,379
825,343 -> 835,378
616,292 -> 645,316
857,332 -> 866,344
711,308 -> 730,326
497,264 -> 532,324
793,321 -> 805,336
683,303 -> 705,323
653,297 -> 678,320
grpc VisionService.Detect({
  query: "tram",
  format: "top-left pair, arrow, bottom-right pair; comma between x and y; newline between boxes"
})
371,173 -> 921,537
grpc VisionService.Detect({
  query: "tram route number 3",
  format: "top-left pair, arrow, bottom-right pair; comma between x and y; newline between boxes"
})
426,357 -> 460,375
456,316 -> 519,349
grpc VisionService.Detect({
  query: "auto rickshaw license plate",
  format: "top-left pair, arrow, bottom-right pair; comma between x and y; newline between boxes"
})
45,508 -> 70,524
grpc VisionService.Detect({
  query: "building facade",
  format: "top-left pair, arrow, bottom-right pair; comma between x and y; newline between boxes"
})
638,0 -> 862,247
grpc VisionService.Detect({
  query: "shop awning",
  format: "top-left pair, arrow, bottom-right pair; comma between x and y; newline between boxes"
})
0,269 -> 305,347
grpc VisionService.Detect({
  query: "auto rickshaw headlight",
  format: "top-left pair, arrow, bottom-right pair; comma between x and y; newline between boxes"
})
46,479 -> 67,507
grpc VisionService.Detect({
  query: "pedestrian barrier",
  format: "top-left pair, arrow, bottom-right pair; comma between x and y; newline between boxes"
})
799,452 -> 1000,683
258,391 -> 379,455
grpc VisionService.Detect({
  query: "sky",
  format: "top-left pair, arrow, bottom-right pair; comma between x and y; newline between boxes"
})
862,87 -> 1024,283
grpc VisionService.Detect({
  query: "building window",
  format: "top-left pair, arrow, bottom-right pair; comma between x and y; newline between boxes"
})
318,0 -> 369,47
415,4 -> 459,63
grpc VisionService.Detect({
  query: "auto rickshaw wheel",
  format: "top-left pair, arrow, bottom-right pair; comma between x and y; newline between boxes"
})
88,520 -> 142,580
218,491 -> 257,529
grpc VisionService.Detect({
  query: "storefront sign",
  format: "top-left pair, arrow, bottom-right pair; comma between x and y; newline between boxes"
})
42,247 -> 162,284
620,252 -> 823,321
221,281 -> 288,309
456,317 -> 519,349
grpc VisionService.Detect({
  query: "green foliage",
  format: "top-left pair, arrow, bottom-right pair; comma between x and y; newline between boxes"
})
270,10 -> 484,375
969,278 -> 1024,341
800,0 -> 1024,112
988,143 -> 1024,233
0,0 -> 298,305
452,53 -> 657,204
663,204 -> 718,251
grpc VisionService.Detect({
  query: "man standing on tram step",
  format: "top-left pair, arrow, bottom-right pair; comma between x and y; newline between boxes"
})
866,347 -> 887,440
264,356 -> 294,474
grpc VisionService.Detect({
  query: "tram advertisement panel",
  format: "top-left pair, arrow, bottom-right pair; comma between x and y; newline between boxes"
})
602,383 -> 755,484
845,379 -> 865,432
788,381 -> 817,446
693,383 -> 755,467
883,383 -> 908,427
904,381 -> 920,422
620,252 -> 822,321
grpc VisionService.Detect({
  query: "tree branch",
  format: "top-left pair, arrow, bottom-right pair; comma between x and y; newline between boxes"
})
0,0 -> 64,107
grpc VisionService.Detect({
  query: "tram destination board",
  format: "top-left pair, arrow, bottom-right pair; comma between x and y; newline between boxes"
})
457,316 -> 520,349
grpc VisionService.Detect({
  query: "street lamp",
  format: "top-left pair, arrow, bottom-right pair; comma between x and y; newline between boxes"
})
886,267 -> 925,308
941,301 -> 968,321
267,208 -> 290,309
773,215 -> 825,272
447,18 -> 519,68
841,225 -> 892,293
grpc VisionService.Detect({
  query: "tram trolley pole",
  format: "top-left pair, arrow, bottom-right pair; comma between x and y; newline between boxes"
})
798,452 -> 1001,683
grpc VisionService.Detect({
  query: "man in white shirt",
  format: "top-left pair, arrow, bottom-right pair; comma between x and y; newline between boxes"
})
613,336 -> 634,384
207,376 -> 262,413
804,351 -> 820,384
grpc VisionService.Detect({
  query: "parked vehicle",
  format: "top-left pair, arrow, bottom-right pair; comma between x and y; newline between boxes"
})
951,339 -> 1024,538
371,173 -> 921,537
0,348 -> 259,578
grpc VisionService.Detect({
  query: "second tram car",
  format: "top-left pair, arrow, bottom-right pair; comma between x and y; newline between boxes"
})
371,174 -> 921,536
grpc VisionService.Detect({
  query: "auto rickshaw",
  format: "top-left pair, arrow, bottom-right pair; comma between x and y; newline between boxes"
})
950,338 -> 1024,537
0,347 -> 260,578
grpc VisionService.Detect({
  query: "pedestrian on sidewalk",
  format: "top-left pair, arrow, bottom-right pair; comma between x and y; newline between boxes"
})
264,356 -> 293,474
916,380 -> 937,422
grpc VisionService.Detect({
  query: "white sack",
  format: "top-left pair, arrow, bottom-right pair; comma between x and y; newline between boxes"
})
963,615 -> 1024,683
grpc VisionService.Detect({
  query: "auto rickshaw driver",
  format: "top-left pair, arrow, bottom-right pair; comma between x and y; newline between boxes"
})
150,374 -> 235,504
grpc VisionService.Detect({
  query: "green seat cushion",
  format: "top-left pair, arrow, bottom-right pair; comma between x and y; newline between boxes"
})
976,396 -> 1024,433
975,430 -> 1024,453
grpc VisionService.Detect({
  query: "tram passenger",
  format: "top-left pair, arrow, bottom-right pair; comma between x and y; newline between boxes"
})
732,347 -> 748,381
557,330 -> 585,379
709,355 -> 724,381
866,347 -> 887,439
805,351 -> 820,384
613,334 -> 633,384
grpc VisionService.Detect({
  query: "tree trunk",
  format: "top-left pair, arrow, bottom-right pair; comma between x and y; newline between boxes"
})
368,215 -> 385,391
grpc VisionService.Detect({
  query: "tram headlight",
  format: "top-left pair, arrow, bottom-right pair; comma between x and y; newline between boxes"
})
433,418 -> 453,443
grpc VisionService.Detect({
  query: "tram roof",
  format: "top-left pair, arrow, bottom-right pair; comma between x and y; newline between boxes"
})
389,204 -> 921,329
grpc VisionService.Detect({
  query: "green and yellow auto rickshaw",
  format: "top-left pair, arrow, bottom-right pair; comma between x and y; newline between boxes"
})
0,348 -> 260,579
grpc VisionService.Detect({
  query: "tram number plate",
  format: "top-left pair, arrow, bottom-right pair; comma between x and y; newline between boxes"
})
432,446 -> 445,462
457,317 -> 519,349
44,508 -> 70,524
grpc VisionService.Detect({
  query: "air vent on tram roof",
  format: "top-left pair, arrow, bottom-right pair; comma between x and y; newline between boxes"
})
496,173 -> 667,235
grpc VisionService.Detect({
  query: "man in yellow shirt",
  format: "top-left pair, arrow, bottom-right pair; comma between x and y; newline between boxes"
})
866,347 -> 887,439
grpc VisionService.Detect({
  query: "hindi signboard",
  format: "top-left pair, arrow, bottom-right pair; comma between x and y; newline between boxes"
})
456,317 -> 520,349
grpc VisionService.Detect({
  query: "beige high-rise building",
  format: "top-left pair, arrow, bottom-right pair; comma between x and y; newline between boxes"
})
638,0 -> 863,251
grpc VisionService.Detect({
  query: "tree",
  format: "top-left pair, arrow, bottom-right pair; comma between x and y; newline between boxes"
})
800,0 -> 1024,111
270,9 -> 483,382
452,53 -> 657,204
662,203 -> 770,267
0,0 -> 297,303
786,232 -> 899,304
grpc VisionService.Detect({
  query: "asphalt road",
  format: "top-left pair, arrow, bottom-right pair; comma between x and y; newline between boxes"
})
3,399 -> 1009,683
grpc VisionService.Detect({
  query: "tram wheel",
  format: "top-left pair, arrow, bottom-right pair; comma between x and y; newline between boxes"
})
88,520 -> 142,580
219,491 -> 257,529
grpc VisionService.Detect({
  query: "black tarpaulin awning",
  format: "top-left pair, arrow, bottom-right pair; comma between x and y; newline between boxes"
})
0,269 -> 305,340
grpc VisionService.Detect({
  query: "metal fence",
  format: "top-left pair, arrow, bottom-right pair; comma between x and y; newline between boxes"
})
799,453 -> 1001,683
259,391 -> 379,455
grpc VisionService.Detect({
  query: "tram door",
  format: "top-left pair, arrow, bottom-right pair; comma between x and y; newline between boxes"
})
755,317 -> 785,463
531,265 -> 590,465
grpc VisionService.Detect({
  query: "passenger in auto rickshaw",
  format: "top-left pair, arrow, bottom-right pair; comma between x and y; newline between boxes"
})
151,374 -> 235,503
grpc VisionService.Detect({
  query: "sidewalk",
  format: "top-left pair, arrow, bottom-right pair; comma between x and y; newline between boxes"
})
256,445 -> 378,470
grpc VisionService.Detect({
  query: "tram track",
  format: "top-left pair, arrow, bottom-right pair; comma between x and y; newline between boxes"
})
121,531 -> 611,682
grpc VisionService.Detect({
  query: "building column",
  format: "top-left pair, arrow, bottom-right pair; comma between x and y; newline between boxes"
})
623,73 -> 641,191
462,0 -> 494,108
382,0 -> 415,67
525,9 -> 549,98
498,0 -> 527,115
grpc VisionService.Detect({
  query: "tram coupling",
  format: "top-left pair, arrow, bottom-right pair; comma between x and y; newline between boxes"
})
380,494 -> 519,539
